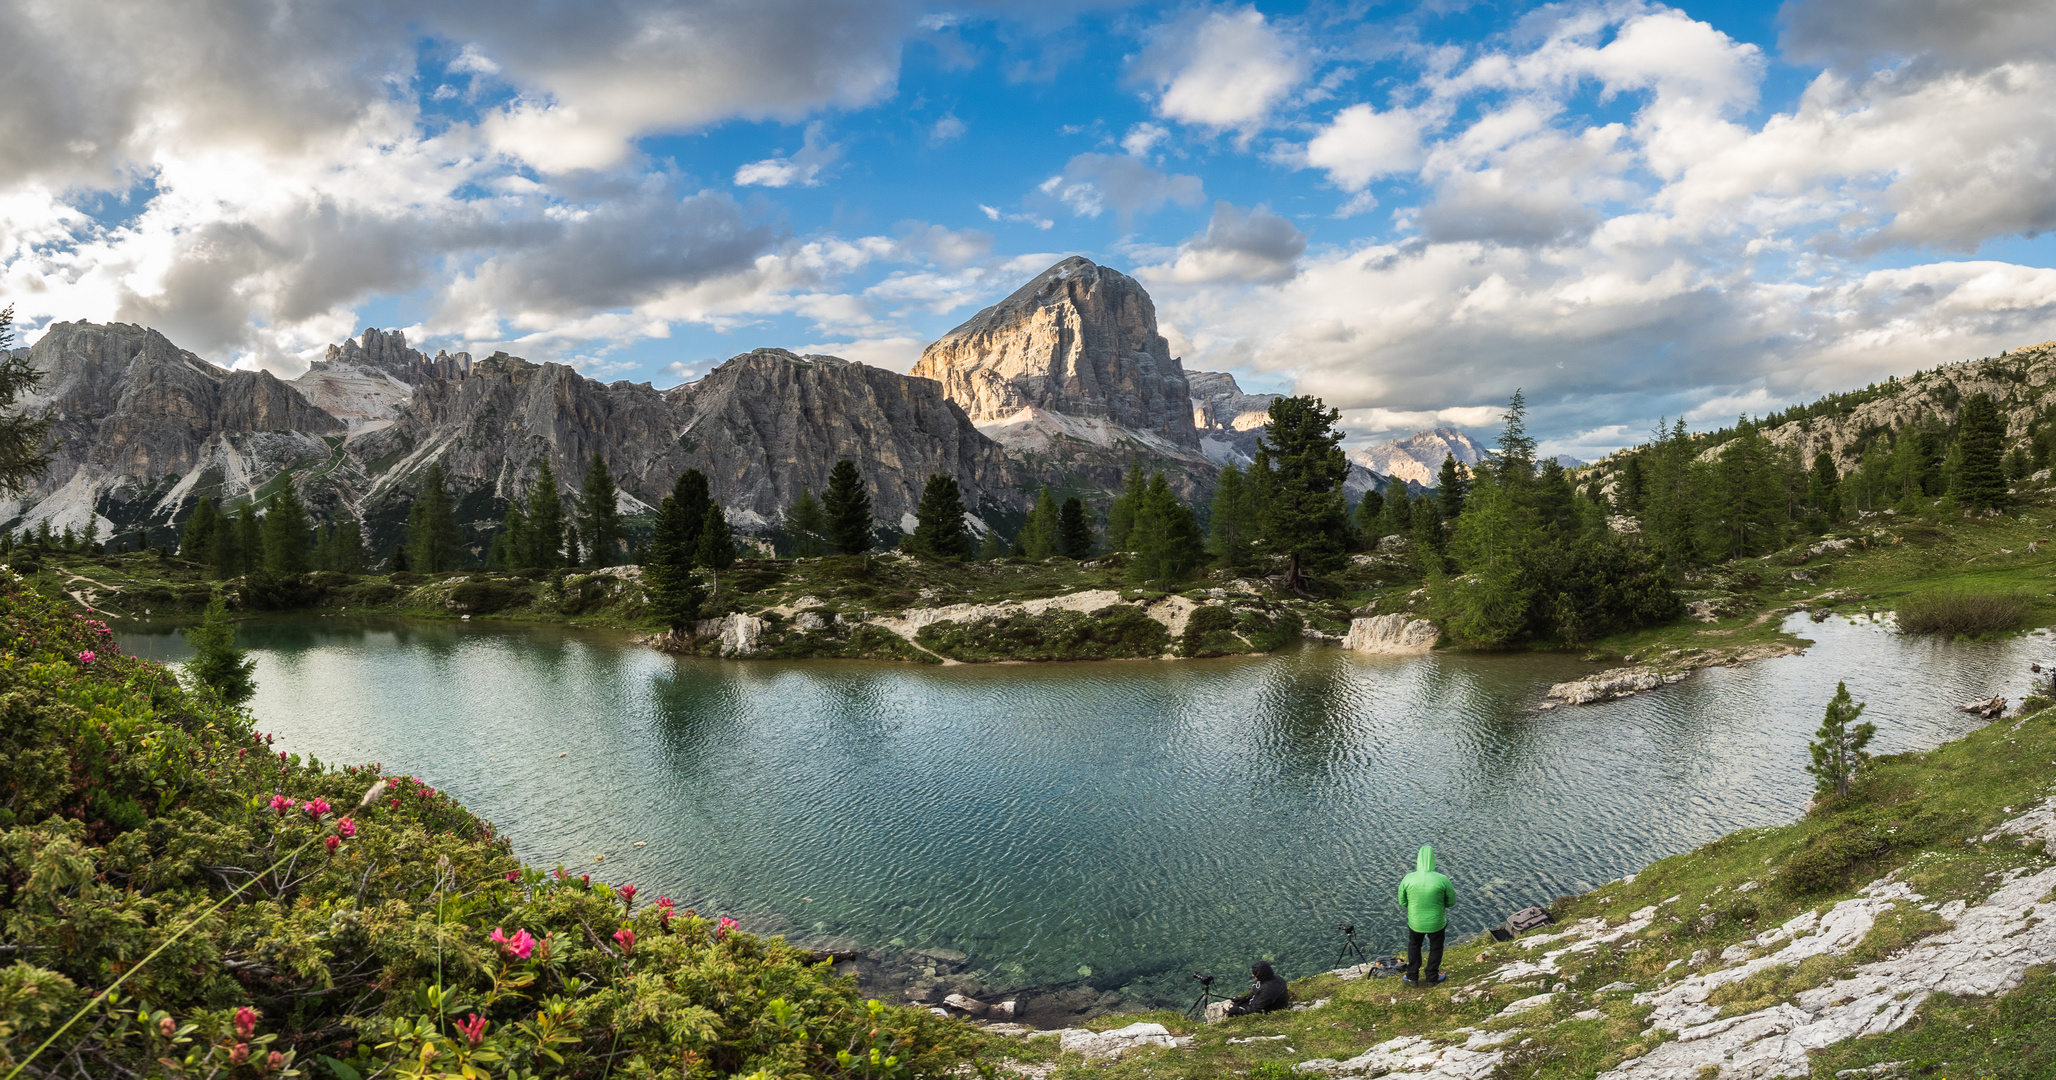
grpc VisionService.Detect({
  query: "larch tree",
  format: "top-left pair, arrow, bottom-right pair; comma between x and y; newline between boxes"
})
1807,681 -> 1876,800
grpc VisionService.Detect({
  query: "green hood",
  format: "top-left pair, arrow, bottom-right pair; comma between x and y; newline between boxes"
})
1398,844 -> 1454,933
1417,845 -> 1435,874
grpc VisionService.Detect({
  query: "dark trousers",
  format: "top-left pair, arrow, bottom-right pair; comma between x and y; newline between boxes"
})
1407,929 -> 1445,982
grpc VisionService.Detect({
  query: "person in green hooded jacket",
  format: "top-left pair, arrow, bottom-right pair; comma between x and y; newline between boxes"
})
1396,844 -> 1455,985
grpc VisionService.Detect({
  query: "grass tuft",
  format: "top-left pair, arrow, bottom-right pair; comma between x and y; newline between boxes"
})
1893,587 -> 2030,636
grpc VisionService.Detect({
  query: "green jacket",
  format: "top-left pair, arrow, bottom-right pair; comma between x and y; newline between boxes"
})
1396,845 -> 1455,933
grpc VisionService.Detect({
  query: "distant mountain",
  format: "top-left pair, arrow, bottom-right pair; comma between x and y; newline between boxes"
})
1348,428 -> 1490,487
1553,454 -> 1587,469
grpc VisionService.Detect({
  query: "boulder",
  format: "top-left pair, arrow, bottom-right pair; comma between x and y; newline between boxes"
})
1055,1022 -> 1190,1060
1375,534 -> 1414,555
1344,614 -> 1439,655
1548,667 -> 1690,705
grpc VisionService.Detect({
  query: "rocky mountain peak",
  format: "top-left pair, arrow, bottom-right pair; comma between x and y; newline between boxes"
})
910,256 -> 1198,448
316,328 -> 471,384
1348,428 -> 1490,487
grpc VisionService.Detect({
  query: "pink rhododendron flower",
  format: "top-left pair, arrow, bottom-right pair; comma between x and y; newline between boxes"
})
234,1006 -> 258,1040
324,835 -> 339,853
613,927 -> 636,954
336,817 -> 356,838
229,1044 -> 249,1067
267,795 -> 295,815
489,927 -> 536,960
457,1013 -> 487,1047
505,870 -> 518,881
77,650 -> 94,664
268,1051 -> 284,1071
303,797 -> 332,817
159,1016 -> 175,1038
618,883 -> 637,909
717,916 -> 738,940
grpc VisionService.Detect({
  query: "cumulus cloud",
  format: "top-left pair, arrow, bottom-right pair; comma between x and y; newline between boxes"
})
1034,153 -> 1205,223
1301,104 -> 1424,192
1138,201 -> 1306,284
734,123 -> 842,188
1131,6 -> 1306,133
929,114 -> 967,143
1781,0 -> 2056,72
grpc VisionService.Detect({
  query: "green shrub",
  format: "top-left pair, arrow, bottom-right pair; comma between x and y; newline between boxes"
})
916,604 -> 1169,661
344,581 -> 402,606
1781,827 -> 1889,895
449,579 -> 536,615
1180,604 -> 1240,657
1242,609 -> 1304,652
0,575 -> 982,1079
1896,587 -> 2029,635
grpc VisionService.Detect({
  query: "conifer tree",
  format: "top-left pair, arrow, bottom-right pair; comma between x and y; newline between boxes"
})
1354,487 -> 1386,548
313,522 -> 335,571
1021,486 -> 1060,558
210,507 -> 242,579
1380,484 -> 1412,541
261,472 -> 311,575
1490,389 -> 1537,486
1807,681 -> 1876,800
82,518 -> 98,553
822,459 -> 873,555
1209,463 -> 1261,563
670,469 -> 713,559
908,474 -> 972,559
407,462 -> 463,573
1059,497 -> 1094,559
388,545 -> 411,572
1258,395 -> 1352,589
782,488 -> 827,557
1106,461 -> 1147,550
646,489 -> 703,633
579,452 -> 625,565
695,503 -> 736,572
1534,459 -> 1578,535
182,498 -> 220,560
1617,454 -> 1645,513
182,593 -> 255,706
525,459 -> 565,569
334,519 -> 367,574
978,526 -> 1008,561
1128,472 -> 1205,585
1446,471 -> 1539,647
1409,490 -> 1445,573
0,306 -> 52,495
1436,455 -> 1469,518
491,500 -> 529,569
1954,392 -> 2010,511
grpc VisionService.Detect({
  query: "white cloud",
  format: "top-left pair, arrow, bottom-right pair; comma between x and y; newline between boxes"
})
1121,122 -> 1171,157
1034,153 -> 1205,223
978,204 -> 1056,230
930,113 -> 967,143
734,123 -> 842,188
1132,6 -> 1306,133
1302,104 -> 1424,191
1137,201 -> 1306,284
798,335 -> 926,372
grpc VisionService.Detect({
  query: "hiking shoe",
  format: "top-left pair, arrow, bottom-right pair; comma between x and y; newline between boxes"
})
1401,976 -> 1416,985
1433,974 -> 1447,984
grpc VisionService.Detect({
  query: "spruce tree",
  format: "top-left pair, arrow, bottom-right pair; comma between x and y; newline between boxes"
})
182,499 -> 220,560
1021,486 -> 1060,558
491,501 -> 529,569
908,474 -> 972,559
210,507 -> 241,579
579,452 -> 625,566
0,306 -> 52,495
261,472 -> 311,575
1210,463 -> 1258,563
646,490 -> 703,632
335,519 -> 367,573
1354,487 -> 1386,548
407,462 -> 463,573
181,593 -> 256,707
313,522 -> 335,571
978,526 -> 1008,561
1059,497 -> 1094,559
695,503 -> 736,603
1128,473 -> 1205,585
783,488 -> 827,557
1106,462 -> 1147,550
525,459 -> 565,569
822,459 -> 873,555
1436,455 -> 1469,518
1807,681 -> 1876,800
671,468 -> 713,558
1491,389 -> 1537,486
1258,395 -> 1352,588
1955,392 -> 2010,511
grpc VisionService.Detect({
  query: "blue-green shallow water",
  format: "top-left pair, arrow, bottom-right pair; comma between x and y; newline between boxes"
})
117,614 -> 2048,1010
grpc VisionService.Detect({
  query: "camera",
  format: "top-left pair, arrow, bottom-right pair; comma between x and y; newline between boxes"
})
1191,972 -> 1213,985
1338,924 -> 1355,934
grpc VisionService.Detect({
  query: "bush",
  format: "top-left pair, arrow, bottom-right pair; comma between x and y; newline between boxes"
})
343,581 -> 401,606
916,604 -> 1169,661
1242,609 -> 1304,652
0,575 -> 981,1079
1895,587 -> 2029,635
449,579 -> 536,615
241,570 -> 320,611
387,570 -> 422,586
1780,829 -> 1889,895
1180,604 -> 1239,657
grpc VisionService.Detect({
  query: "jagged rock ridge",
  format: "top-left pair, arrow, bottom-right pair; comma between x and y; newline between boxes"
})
292,328 -> 470,434
1350,427 -> 1490,488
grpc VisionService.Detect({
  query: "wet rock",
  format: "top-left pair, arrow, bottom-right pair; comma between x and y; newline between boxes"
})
1548,667 -> 1690,705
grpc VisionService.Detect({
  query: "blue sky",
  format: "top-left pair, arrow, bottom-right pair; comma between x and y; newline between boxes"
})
3,0 -> 2054,458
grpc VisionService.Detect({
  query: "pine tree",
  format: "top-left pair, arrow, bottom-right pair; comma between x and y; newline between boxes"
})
525,459 -> 565,569
1210,463 -> 1261,563
1534,459 -> 1577,535
1410,490 -> 1444,573
335,519 -> 367,573
695,503 -> 736,603
1437,455 -> 1469,518
1106,462 -> 1147,550
210,507 -> 242,579
783,488 -> 827,557
182,499 -> 220,560
1491,389 -> 1537,487
1955,392 -> 2010,511
313,522 -> 336,571
908,474 -> 972,559
1258,395 -> 1352,589
0,306 -> 52,495
670,469 -> 713,559
1128,472 -> 1206,585
407,462 -> 463,573
646,490 -> 703,633
81,518 -> 98,553
261,472 -> 311,575
1807,681 -> 1876,800
978,526 -> 1008,561
388,544 -> 411,572
181,593 -> 256,706
490,501 -> 529,570
1446,472 -> 1539,647
579,452 -> 625,566
822,459 -> 873,555
1021,486 -> 1060,558
1058,497 -> 1094,559
1617,454 -> 1645,513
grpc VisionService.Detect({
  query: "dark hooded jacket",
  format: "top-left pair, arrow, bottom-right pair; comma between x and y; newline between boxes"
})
1229,961 -> 1289,1014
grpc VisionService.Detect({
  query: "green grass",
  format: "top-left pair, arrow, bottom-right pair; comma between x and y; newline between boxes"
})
1895,586 -> 2032,636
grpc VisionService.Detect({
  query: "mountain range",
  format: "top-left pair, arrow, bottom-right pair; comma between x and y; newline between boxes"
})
2,257 -> 1406,561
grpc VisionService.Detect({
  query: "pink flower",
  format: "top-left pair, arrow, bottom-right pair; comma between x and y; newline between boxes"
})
159,1016 -> 176,1038
490,927 -> 536,960
303,797 -> 332,818
267,1051 -> 284,1071
613,927 -> 636,955
336,817 -> 356,838
456,1013 -> 487,1047
77,650 -> 95,664
279,751 -> 288,764
618,883 -> 637,909
234,1006 -> 258,1040
229,1044 -> 249,1067
716,916 -> 738,940
504,870 -> 518,881
267,795 -> 295,816
323,835 -> 339,853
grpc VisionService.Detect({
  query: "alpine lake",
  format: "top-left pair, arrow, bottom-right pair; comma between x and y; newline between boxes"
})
117,613 -> 2049,1019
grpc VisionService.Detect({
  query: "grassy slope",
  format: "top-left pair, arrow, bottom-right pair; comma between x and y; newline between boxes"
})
988,695 -> 2056,1080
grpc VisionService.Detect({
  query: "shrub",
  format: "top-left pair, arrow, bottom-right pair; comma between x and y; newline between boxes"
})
1242,609 -> 1304,652
916,604 -> 1169,661
449,579 -> 536,615
0,575 -> 982,1079
344,581 -> 401,606
1895,587 -> 2029,635
1180,604 -> 1239,657
241,570 -> 319,611
1780,829 -> 1889,895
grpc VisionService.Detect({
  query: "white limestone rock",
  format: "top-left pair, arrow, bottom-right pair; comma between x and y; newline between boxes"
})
1345,613 -> 1440,655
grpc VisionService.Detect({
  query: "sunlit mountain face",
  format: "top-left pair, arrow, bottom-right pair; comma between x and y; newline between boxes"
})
4,0 -> 2053,461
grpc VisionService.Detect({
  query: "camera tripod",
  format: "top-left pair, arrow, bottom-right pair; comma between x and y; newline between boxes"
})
1334,924 -> 1369,968
1186,973 -> 1227,1021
